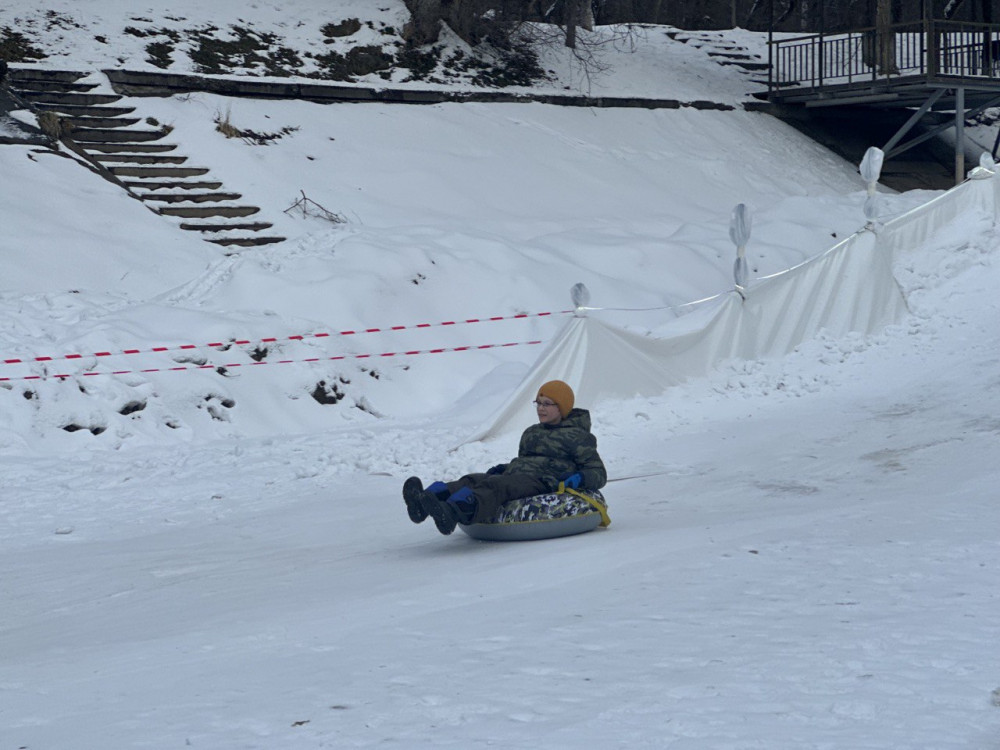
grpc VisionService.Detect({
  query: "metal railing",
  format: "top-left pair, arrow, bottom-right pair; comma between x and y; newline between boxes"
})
770,20 -> 1000,93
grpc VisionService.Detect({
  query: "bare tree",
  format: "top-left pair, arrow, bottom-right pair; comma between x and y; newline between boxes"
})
402,0 -> 445,45
560,0 -> 596,48
402,1 -> 532,46
876,0 -> 898,73
403,1 -> 619,58
860,0 -> 898,74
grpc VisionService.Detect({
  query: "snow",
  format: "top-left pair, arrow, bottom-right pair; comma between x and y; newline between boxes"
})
2,3 -> 999,748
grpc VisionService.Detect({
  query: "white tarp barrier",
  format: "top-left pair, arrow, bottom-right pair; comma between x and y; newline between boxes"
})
464,172 -> 999,444
465,231 -> 906,443
878,172 -> 998,257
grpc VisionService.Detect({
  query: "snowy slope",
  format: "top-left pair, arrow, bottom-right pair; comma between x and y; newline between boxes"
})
1,4 -> 999,749
2,89 -> 921,448
3,218 -> 998,748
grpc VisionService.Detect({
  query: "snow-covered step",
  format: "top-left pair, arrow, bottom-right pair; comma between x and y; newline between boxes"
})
70,127 -> 167,143
13,79 -> 100,94
142,192 -> 243,204
124,179 -> 224,191
133,188 -> 229,199
85,142 -> 180,154
91,153 -> 188,165
64,115 -> 142,129
205,234 -> 287,248
716,59 -> 769,71
179,221 -> 275,233
157,204 -> 261,219
33,102 -> 137,118
708,51 -> 757,60
7,68 -> 88,84
109,165 -> 210,178
19,91 -> 123,107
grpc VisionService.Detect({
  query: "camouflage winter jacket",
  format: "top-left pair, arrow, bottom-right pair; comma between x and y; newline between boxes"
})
502,408 -> 607,492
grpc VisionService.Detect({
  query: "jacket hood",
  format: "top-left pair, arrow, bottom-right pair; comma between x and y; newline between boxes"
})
552,407 -> 591,432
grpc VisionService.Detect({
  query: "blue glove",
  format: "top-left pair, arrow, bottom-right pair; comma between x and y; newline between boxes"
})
486,463 -> 507,476
561,472 -> 582,490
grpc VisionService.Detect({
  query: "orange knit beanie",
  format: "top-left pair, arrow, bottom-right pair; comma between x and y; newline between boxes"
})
537,380 -> 575,418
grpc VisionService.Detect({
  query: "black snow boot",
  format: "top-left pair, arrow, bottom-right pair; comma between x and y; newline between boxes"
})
402,476 -> 429,524
419,492 -> 462,535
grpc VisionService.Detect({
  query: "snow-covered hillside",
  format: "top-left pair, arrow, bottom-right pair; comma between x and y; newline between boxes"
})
2,3 -> 999,748
2,67 -> 913,448
0,0 -> 768,101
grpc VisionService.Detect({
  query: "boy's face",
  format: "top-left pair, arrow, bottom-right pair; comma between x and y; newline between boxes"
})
535,398 -> 562,425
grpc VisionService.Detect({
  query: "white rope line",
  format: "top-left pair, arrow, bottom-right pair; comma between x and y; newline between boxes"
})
576,291 -> 727,316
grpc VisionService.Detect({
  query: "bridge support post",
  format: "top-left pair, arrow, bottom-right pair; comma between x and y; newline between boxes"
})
955,87 -> 966,185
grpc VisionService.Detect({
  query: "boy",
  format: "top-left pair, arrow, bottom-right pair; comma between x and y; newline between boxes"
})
403,380 -> 606,535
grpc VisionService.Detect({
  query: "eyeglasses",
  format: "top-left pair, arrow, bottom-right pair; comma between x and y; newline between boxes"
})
533,400 -> 558,408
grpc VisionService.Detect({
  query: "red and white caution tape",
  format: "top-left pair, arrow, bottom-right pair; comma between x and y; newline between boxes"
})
0,309 -> 569,368
0,340 -> 545,383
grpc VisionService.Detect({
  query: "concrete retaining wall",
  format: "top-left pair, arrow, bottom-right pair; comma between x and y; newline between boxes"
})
103,69 -> 735,111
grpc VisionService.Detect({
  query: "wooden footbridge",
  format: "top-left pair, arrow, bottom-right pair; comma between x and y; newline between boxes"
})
765,20 -> 1000,185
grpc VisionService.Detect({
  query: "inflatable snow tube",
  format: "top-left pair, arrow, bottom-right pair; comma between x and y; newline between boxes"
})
459,489 -> 609,542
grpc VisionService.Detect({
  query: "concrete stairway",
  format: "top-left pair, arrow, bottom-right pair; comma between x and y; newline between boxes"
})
6,68 -> 285,249
666,31 -> 771,83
